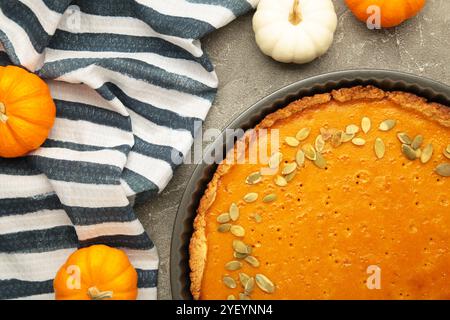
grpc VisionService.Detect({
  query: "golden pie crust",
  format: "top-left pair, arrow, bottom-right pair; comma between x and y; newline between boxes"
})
190,86 -> 450,300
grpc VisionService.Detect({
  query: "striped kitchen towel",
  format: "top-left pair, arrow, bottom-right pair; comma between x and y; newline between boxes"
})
0,0 -> 258,299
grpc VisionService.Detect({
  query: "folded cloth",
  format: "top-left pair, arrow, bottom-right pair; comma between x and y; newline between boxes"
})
0,0 -> 257,299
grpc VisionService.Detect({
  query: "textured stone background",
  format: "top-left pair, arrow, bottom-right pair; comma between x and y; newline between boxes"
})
135,0 -> 450,299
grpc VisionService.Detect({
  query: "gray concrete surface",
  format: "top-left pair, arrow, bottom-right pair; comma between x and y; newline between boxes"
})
134,0 -> 450,299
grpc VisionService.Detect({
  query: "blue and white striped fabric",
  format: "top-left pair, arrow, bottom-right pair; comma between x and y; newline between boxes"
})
0,0 -> 257,300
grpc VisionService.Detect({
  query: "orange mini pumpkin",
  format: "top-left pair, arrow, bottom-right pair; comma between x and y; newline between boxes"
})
54,245 -> 138,300
0,65 -> 56,158
345,0 -> 426,28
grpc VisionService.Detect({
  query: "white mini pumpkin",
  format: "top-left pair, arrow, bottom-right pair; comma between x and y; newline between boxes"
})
253,0 -> 338,64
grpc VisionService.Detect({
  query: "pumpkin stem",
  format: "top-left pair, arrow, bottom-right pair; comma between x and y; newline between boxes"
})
87,286 -> 114,300
0,102 -> 8,123
289,0 -> 302,25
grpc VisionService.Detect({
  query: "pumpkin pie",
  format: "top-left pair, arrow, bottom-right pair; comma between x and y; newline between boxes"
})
190,86 -> 450,300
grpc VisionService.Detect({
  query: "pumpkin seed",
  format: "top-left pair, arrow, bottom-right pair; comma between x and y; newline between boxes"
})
346,124 -> 359,135
243,192 -> 258,203
239,272 -> 250,287
411,135 -> 424,150
274,175 -> 288,187
268,152 -> 283,169
352,137 -> 366,146
234,251 -> 248,259
253,213 -> 262,223
263,193 -> 277,203
341,132 -> 354,143
246,171 -> 261,185
233,240 -> 250,254
284,170 -> 296,182
331,130 -> 343,147
217,213 -> 231,223
374,138 -> 385,159
296,127 -> 311,141
361,117 -> 371,134
295,150 -> 305,167
217,223 -> 232,233
444,148 -> 450,160
313,152 -> 327,169
397,132 -> 412,145
223,276 -> 237,289
402,144 -> 417,160
244,277 -> 255,294
446,144 -> 450,154
244,255 -> 260,268
225,260 -> 243,271
315,135 -> 325,153
230,225 -> 245,237
415,148 -> 422,158
379,119 -> 397,131
282,162 -> 297,175
255,274 -> 275,293
239,293 -> 251,300
229,203 -> 239,221
420,143 -> 433,164
435,163 -> 450,177
302,144 -> 317,161
285,136 -> 299,147
320,127 -> 332,141
227,295 -> 236,300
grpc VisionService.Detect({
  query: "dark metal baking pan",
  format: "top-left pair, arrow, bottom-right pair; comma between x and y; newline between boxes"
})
170,69 -> 450,300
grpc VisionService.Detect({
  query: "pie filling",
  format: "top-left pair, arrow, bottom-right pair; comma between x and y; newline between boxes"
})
190,87 -> 450,300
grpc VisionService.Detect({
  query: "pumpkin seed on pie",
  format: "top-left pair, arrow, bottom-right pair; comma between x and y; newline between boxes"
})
263,193 -> 277,203
397,132 -> 412,145
243,192 -> 258,203
346,124 -> 359,135
217,213 -> 230,223
282,162 -> 297,175
320,127 -> 332,141
402,144 -> 417,160
217,223 -> 232,233
313,152 -> 327,169
296,127 -> 311,141
246,171 -> 262,185
244,255 -> 260,268
411,135 -> 423,150
239,272 -> 251,287
295,150 -> 305,167
351,137 -> 366,146
285,136 -> 300,147
233,240 -> 250,254
255,274 -> 275,294
234,251 -> 248,259
302,144 -> 317,160
361,117 -> 371,133
444,145 -> 450,159
229,203 -> 239,221
223,276 -> 237,289
420,143 -> 433,163
331,130 -> 344,147
435,163 -> 450,177
274,175 -> 288,187
230,225 -> 245,237
379,119 -> 397,131
225,261 -> 243,271
374,138 -> 385,159
315,135 -> 325,153
341,132 -> 354,143
244,277 -> 255,294
227,295 -> 236,300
